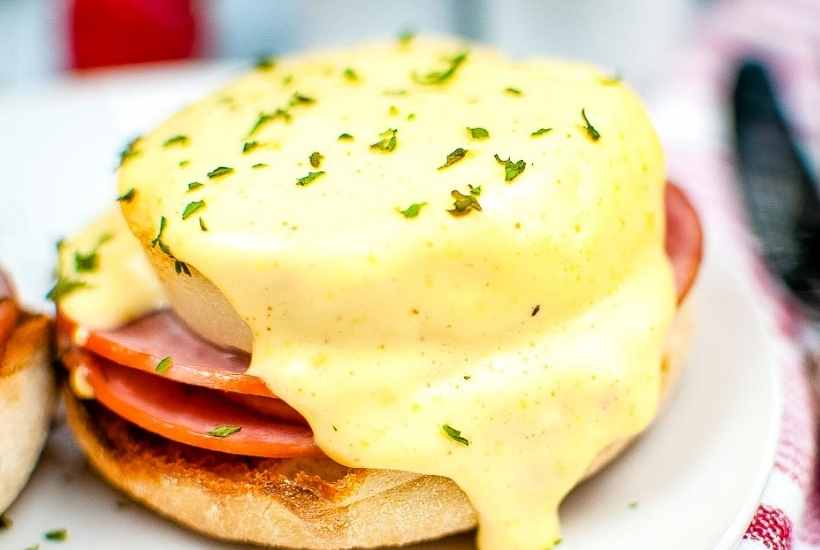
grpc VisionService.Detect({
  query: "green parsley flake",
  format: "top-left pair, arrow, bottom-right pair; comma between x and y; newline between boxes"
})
208,425 -> 241,438
178,159 -> 190,167
343,67 -> 359,82
504,87 -> 523,96
407,113 -> 416,121
74,233 -> 112,273
438,148 -> 467,170
628,501 -> 638,509
207,166 -> 234,179
370,128 -> 398,152
468,184 -> 481,196
248,109 -> 290,136
252,163 -> 268,169
254,54 -> 275,71
187,181 -> 203,192
116,188 -> 136,202
162,134 -> 188,148
309,151 -> 324,168
494,154 -> 526,182
388,105 -> 399,116
581,109 -> 601,141
397,202 -> 427,218
182,200 -> 205,220
24,545 -> 39,550
553,538 -> 563,547
398,29 -> 415,46
531,128 -> 552,137
296,171 -> 325,187
412,51 -> 469,85
46,277 -> 87,302
118,136 -> 141,167
338,133 -> 354,141
151,216 -> 170,254
467,127 -> 489,139
448,189 -> 482,217
441,424 -> 470,446
44,528 -> 67,541
242,141 -> 259,154
289,92 -> 315,106
155,356 -> 173,374
199,217 -> 208,232
383,89 -> 408,96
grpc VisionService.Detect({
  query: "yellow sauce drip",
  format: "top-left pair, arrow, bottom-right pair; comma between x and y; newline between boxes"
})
63,38 -> 674,549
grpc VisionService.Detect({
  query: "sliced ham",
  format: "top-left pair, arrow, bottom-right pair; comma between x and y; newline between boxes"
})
63,348 -> 321,458
57,309 -> 272,397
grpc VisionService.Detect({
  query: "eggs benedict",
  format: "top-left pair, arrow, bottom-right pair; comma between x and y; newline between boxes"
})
0,270 -> 55,513
53,36 -> 702,549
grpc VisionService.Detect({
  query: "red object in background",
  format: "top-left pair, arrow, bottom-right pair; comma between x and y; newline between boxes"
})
68,0 -> 202,70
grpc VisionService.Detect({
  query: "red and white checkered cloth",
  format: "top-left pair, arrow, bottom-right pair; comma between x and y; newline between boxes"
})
655,1 -> 820,548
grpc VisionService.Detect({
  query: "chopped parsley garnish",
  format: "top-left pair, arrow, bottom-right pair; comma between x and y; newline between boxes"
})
199,217 -> 208,231
151,216 -> 170,253
182,200 -> 205,220
207,166 -> 234,179
628,501 -> 638,509
448,189 -> 482,216
155,356 -> 173,374
116,188 -> 136,202
494,154 -> 526,182
531,128 -> 552,137
388,105 -> 399,116
531,305 -> 541,316
505,87 -> 523,96
162,134 -> 188,148
178,159 -> 190,167
438,148 -> 467,170
254,54 -> 276,71
383,89 -> 408,96
118,136 -> 141,167
252,162 -> 268,169
581,109 -> 601,141
412,51 -> 469,85
151,216 -> 192,276
289,92 -> 315,106
248,109 -> 290,136
442,424 -> 470,446
407,113 -> 416,121
282,74 -> 293,86
187,181 -> 203,192
398,29 -> 415,46
207,425 -> 241,438
0,513 -> 12,530
44,528 -> 67,541
397,202 -> 427,218
309,151 -> 324,168
46,278 -> 87,302
553,538 -> 563,547
370,128 -> 398,152
467,127 -> 489,139
468,184 -> 481,196
296,171 -> 325,187
74,233 -> 112,273
174,261 -> 191,276
242,141 -> 259,153
343,67 -> 359,82
338,133 -> 354,141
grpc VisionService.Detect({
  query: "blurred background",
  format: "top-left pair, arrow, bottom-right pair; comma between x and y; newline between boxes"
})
1,0 -> 713,94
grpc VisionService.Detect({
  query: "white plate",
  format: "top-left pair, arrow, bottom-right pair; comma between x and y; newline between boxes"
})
0,67 -> 781,550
